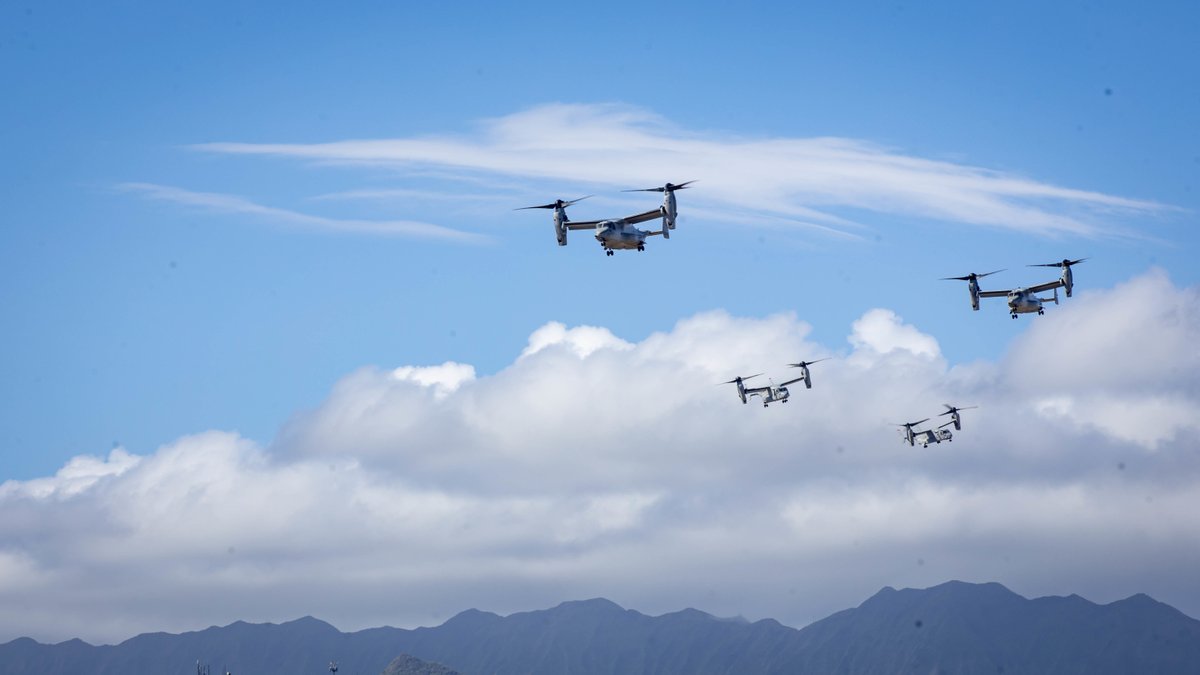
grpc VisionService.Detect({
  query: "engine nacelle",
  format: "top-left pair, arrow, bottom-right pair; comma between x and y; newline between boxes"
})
1062,266 -> 1073,297
555,222 -> 567,246
969,279 -> 981,311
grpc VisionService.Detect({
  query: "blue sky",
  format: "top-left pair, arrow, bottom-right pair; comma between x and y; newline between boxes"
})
2,0 -> 1199,643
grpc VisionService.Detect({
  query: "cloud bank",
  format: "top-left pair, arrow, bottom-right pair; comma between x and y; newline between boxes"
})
2,270 -> 1198,644
193,103 -> 1167,238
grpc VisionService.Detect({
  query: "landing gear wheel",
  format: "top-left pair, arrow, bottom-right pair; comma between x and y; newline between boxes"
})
637,245 -> 645,252
605,250 -> 614,257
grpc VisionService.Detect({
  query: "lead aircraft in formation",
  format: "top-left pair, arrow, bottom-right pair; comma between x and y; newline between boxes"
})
942,258 -> 1086,318
518,181 -> 693,256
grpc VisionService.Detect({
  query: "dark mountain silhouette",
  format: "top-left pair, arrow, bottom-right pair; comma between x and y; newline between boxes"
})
2,581 -> 1198,674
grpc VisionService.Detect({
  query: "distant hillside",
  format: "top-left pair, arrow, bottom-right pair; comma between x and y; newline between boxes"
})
380,654 -> 461,675
3,581 -> 1199,674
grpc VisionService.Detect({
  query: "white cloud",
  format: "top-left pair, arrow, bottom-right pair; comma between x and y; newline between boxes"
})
848,308 -> 941,358
1032,393 -> 1200,450
2,270 -> 1199,644
392,361 -> 477,399
193,103 -> 1169,238
0,448 -> 140,500
519,322 -> 633,359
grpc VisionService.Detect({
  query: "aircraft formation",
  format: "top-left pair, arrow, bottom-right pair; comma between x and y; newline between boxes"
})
518,180 -> 1086,447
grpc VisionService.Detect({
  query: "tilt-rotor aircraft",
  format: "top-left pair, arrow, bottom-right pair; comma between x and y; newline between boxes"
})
896,403 -> 975,447
942,258 -> 1086,319
896,418 -> 953,448
517,181 -> 693,256
721,359 -> 823,408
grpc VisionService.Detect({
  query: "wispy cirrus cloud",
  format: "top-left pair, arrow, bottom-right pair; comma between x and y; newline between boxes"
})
192,103 -> 1171,238
119,183 -> 489,243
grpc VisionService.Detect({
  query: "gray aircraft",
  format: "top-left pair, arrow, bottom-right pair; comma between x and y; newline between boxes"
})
896,418 -> 953,447
721,360 -> 822,407
898,404 -> 975,447
942,258 -> 1085,318
517,185 -> 686,256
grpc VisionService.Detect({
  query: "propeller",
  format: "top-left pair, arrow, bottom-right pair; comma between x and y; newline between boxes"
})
623,180 -> 696,193
719,373 -> 762,385
787,358 -> 828,369
940,269 -> 1005,282
895,418 -> 929,429
1028,257 -> 1088,269
515,196 -> 591,211
940,404 -> 978,416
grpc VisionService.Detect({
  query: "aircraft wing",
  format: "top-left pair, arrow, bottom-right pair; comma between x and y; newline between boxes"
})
623,208 -> 665,225
978,289 -> 1012,298
1026,279 -> 1064,294
565,220 -> 603,230
780,377 -> 807,387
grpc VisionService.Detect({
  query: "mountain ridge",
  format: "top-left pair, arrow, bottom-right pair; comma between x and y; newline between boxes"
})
3,581 -> 1199,675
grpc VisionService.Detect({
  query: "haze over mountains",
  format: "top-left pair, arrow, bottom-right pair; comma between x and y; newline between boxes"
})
3,581 -> 1198,675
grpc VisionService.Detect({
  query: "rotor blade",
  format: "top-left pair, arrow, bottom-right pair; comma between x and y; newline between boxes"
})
719,373 -> 763,385
515,196 -> 591,211
1028,257 -> 1088,268
941,404 -> 979,415
622,180 -> 696,193
787,358 -> 828,368
940,269 -> 1005,281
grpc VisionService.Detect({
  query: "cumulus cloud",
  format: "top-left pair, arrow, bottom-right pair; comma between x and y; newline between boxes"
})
192,103 -> 1169,238
848,308 -> 941,358
2,271 -> 1199,645
392,361 -> 477,399
519,321 -> 633,360
1002,269 -> 1200,449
